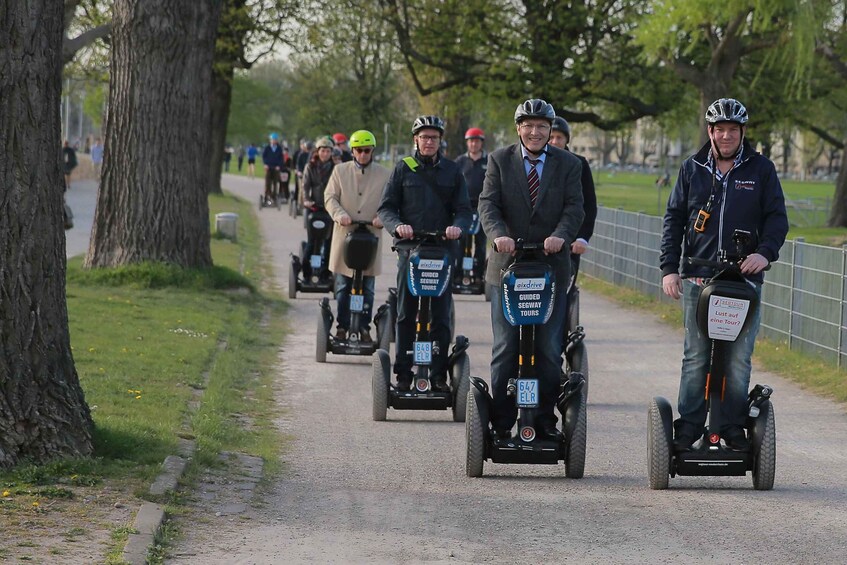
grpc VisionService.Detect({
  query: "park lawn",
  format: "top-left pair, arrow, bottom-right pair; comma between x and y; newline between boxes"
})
0,192 -> 285,564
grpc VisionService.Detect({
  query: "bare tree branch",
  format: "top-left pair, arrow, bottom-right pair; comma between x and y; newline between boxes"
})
63,23 -> 112,63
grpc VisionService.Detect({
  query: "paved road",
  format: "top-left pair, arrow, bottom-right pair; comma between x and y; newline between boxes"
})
164,174 -> 847,564
64,178 -> 98,259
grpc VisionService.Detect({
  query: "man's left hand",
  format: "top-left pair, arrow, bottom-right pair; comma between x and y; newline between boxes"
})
740,252 -> 769,274
544,236 -> 566,254
445,226 -> 462,240
571,240 -> 588,254
372,216 -> 383,229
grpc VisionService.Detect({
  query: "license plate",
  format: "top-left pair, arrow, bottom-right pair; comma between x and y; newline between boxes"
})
310,255 -> 322,269
462,257 -> 474,271
414,341 -> 432,365
350,295 -> 364,313
516,379 -> 539,407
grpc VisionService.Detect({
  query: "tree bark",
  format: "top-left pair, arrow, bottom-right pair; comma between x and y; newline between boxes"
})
85,0 -> 222,268
0,0 -> 93,468
828,138 -> 847,227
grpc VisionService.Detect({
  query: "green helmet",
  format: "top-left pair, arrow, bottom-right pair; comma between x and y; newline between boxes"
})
350,129 -> 377,148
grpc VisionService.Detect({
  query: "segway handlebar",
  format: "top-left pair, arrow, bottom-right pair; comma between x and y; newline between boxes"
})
685,256 -> 770,272
492,239 -> 558,254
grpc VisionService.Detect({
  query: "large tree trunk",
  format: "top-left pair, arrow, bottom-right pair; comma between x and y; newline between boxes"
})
207,68 -> 234,195
0,0 -> 93,468
828,142 -> 847,227
85,0 -> 222,268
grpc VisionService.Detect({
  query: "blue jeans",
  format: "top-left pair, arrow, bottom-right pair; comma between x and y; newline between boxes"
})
677,279 -> 761,432
490,283 -> 567,431
394,251 -> 453,378
334,274 -> 375,332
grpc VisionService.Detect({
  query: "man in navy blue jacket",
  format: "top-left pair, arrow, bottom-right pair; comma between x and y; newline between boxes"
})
660,98 -> 788,451
262,133 -> 286,204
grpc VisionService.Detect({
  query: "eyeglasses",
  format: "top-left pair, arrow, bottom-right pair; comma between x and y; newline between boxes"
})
353,147 -> 373,154
416,134 -> 441,142
519,123 -> 551,133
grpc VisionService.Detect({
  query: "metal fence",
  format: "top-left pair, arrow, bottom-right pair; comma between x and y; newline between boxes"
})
581,207 -> 847,367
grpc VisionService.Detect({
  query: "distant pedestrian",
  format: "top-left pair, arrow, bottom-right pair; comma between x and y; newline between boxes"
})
90,137 -> 104,178
62,140 -> 77,191
237,145 -> 245,172
223,142 -> 234,172
247,143 -> 258,179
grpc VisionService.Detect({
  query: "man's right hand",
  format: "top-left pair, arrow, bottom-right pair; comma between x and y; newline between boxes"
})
396,224 -> 414,239
662,273 -> 682,300
493,236 -> 515,254
339,214 -> 352,226
263,165 -> 269,171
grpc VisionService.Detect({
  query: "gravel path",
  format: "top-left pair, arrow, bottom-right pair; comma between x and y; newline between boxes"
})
167,174 -> 847,564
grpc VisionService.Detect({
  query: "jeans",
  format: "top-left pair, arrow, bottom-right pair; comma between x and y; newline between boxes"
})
677,279 -> 761,432
490,283 -> 567,431
334,274 -> 375,332
394,251 -> 453,378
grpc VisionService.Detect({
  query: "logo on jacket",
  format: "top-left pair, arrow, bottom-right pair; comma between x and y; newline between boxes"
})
735,180 -> 756,191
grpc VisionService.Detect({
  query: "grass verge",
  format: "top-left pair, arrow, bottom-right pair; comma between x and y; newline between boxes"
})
580,273 -> 847,403
0,192 -> 286,564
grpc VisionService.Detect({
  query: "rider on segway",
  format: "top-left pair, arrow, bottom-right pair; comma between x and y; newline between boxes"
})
660,98 -> 789,451
478,98 -> 584,442
453,127 -> 488,291
262,133 -> 286,207
324,129 -> 390,343
378,115 -> 472,393
302,136 -> 337,280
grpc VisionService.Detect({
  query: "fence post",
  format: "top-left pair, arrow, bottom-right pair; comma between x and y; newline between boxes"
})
789,238 -> 804,350
840,244 -> 847,368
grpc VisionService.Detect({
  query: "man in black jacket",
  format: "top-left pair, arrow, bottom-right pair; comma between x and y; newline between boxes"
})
378,115 -> 472,392
660,98 -> 788,451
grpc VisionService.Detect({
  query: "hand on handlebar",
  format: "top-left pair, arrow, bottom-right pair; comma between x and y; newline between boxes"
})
445,226 -> 462,240
372,216 -> 383,229
339,214 -> 352,226
544,236 -> 566,255
304,200 -> 314,208
740,253 -> 769,275
493,236 -> 515,254
571,240 -> 588,255
662,273 -> 682,300
396,224 -> 414,239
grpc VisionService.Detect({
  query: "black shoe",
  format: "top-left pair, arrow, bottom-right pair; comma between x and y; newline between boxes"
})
723,427 -> 750,451
492,429 -> 512,441
539,425 -> 564,442
430,375 -> 450,393
395,373 -> 413,391
673,420 -> 700,452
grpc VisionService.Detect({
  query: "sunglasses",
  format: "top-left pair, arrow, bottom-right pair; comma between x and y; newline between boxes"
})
353,147 -> 373,154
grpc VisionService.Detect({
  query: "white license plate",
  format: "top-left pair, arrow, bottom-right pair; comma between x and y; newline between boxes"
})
462,257 -> 474,271
517,379 -> 539,407
350,295 -> 364,313
414,341 -> 432,365
310,255 -> 322,269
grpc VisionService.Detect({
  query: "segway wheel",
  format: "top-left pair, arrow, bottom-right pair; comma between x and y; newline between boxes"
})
258,195 -> 264,210
451,352 -> 471,422
371,350 -> 390,421
751,401 -> 776,491
288,260 -> 298,299
563,392 -> 587,479
465,388 -> 485,477
315,308 -> 329,363
568,341 -> 589,401
567,286 -> 580,331
648,397 -> 673,490
376,310 -> 391,353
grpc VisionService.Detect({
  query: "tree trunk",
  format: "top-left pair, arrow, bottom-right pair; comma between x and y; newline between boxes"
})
207,68 -> 233,195
85,0 -> 222,268
828,140 -> 847,227
0,0 -> 93,468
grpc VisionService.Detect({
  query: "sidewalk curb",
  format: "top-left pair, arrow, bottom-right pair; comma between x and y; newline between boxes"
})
122,502 -> 165,565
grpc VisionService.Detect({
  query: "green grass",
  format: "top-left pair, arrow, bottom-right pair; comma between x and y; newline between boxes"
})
0,191 -> 287,563
593,170 -> 846,245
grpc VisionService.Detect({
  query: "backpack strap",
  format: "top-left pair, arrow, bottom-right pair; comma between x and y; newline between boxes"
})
402,156 -> 419,172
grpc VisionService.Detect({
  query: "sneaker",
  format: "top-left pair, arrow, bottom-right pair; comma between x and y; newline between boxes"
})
395,372 -> 413,391
723,427 -> 750,451
673,420 -> 700,452
430,374 -> 450,393
359,330 -> 373,344
335,328 -> 347,341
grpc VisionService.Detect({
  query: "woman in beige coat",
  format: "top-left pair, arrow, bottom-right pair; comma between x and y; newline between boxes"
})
324,130 -> 390,342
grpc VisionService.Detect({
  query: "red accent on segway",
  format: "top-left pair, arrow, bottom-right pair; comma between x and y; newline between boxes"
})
415,378 -> 429,392
520,426 -> 536,442
709,433 -> 720,445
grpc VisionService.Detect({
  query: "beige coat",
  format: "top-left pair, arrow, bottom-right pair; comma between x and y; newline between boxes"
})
324,161 -> 390,277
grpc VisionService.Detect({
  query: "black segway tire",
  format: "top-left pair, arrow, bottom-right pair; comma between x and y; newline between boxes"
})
376,309 -> 391,353
569,341 -> 589,401
258,195 -> 264,210
567,286 -> 580,331
465,387 -> 485,477
751,401 -> 776,491
316,307 -> 329,363
451,352 -> 471,422
648,397 -> 673,490
288,261 -> 298,299
563,392 -> 587,479
372,350 -> 390,421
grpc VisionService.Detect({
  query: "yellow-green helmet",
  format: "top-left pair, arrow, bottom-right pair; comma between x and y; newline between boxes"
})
350,130 -> 377,148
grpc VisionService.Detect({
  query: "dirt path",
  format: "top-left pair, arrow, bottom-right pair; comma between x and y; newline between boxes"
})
167,174 -> 847,564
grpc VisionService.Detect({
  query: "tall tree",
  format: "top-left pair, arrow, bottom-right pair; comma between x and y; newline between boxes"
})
85,0 -> 222,268
1,0 -> 93,468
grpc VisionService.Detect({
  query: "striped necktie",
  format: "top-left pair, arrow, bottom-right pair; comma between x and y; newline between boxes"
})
527,158 -> 540,207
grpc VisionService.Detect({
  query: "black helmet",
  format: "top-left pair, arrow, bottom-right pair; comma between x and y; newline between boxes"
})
514,99 -> 555,124
411,115 -> 445,135
705,98 -> 748,125
552,116 -> 571,137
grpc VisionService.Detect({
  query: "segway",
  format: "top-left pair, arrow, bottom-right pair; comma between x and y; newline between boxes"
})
288,206 -> 334,299
259,169 -> 283,211
452,212 -> 488,298
372,232 -> 471,422
317,221 -> 391,362
563,257 -> 589,399
465,241 -> 587,478
648,229 -> 776,490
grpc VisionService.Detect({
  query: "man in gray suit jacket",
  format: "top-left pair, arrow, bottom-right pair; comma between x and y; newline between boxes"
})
478,99 -> 584,441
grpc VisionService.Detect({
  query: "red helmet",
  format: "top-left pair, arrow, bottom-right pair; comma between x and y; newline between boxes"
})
464,127 -> 485,140
332,132 -> 347,144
